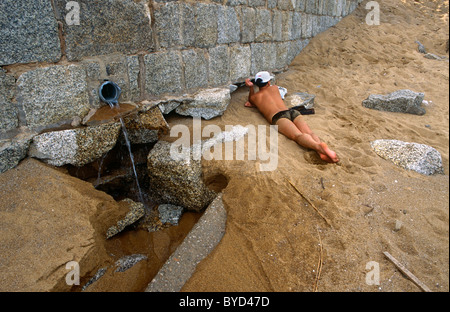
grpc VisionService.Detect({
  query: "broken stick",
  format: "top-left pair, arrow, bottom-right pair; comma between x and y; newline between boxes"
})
288,179 -> 333,228
383,252 -> 432,292
313,227 -> 324,292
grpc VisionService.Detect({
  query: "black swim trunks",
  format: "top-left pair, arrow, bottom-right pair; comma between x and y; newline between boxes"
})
271,109 -> 302,125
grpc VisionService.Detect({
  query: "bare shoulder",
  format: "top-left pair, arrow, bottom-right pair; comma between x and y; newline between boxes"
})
268,85 -> 280,92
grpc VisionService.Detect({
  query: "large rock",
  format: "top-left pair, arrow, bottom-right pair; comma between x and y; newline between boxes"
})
106,199 -> 145,239
53,0 -> 153,61
122,103 -> 170,144
126,55 -> 141,102
17,65 -> 90,129
371,139 -> 444,176
146,193 -> 227,292
175,88 -> 231,120
158,204 -> 184,226
362,90 -> 426,115
0,0 -> 61,65
0,130 -> 36,174
164,2 -> 218,49
285,92 -> 316,110
239,7 -> 256,43
272,10 -> 292,42
147,141 -> 217,212
157,97 -> 193,115
29,122 -> 121,167
0,159 -> 121,291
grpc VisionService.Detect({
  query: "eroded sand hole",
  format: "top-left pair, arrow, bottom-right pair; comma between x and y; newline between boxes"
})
205,172 -> 230,193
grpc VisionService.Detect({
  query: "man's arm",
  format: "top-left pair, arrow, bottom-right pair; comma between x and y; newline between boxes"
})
245,79 -> 256,108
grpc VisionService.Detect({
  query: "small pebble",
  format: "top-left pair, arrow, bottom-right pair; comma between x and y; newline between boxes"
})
394,220 -> 403,232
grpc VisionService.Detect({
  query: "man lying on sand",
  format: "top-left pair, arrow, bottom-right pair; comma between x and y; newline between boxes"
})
245,71 -> 339,163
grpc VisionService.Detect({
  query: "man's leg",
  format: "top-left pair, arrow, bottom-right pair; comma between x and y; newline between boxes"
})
292,115 -> 339,163
293,115 -> 321,144
276,118 -> 339,163
276,118 -> 322,151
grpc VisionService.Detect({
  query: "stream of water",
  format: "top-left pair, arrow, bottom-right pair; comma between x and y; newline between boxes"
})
106,101 -> 146,208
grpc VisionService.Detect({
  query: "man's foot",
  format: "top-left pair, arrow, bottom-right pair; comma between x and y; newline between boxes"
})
319,152 -> 334,163
318,143 -> 339,163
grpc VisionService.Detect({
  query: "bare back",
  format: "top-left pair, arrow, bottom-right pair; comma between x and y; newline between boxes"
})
250,85 -> 288,123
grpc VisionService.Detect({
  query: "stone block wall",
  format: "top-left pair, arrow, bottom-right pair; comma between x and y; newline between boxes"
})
1,0 -> 362,138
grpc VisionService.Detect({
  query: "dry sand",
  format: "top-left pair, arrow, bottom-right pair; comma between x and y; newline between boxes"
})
161,0 -> 449,292
2,0 -> 446,293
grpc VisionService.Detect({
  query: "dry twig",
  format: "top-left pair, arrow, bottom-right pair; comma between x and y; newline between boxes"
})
320,177 -> 325,190
288,179 -> 333,228
383,252 -> 432,292
313,227 -> 324,292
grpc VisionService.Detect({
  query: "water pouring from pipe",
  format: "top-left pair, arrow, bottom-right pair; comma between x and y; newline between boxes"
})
98,81 -> 146,207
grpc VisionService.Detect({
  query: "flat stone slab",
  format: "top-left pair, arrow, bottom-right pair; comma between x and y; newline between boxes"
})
146,193 -> 227,292
29,122 -> 121,167
285,91 -> 315,109
175,88 -> 231,120
83,104 -> 138,127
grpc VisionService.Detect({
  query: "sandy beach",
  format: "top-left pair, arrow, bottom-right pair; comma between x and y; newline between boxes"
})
0,0 -> 447,294
161,0 -> 450,292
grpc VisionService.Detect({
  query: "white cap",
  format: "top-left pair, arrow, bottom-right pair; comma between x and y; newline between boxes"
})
255,71 -> 274,83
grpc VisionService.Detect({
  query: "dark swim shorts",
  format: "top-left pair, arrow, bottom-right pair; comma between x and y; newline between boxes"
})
271,109 -> 302,125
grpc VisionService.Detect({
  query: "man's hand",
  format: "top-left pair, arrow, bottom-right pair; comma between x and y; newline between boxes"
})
245,78 -> 256,107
